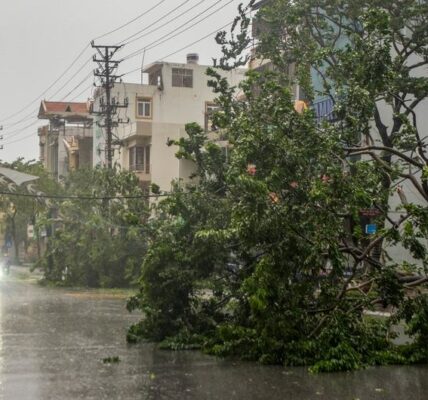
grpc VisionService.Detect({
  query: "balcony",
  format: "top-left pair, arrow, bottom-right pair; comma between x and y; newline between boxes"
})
312,97 -> 336,124
129,165 -> 151,183
133,171 -> 151,183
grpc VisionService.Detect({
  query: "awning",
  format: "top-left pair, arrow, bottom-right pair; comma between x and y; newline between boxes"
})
0,166 -> 39,186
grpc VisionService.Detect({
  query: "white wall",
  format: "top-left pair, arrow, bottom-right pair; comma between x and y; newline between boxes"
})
94,62 -> 246,193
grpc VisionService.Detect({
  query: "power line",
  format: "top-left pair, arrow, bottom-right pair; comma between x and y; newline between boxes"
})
1,130 -> 38,146
2,120 -> 40,140
2,75 -> 98,145
118,0 -> 196,45
0,44 -> 91,124
60,71 -> 94,101
121,18 -> 237,79
2,5 -> 245,147
123,0 -> 234,61
47,57 -> 93,101
0,1 -> 169,126
70,82 -> 96,102
2,71 -> 95,141
160,18 -> 239,60
92,0 -> 168,41
0,190 -> 170,200
1,57 -> 92,131
1,112 -> 38,131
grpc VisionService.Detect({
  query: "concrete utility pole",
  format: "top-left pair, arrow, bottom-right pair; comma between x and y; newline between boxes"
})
91,42 -> 128,169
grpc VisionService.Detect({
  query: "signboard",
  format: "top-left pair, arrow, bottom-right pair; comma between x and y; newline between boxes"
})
365,224 -> 377,235
360,208 -> 382,217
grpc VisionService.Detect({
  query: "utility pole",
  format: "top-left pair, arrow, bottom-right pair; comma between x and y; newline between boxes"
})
91,41 -> 129,169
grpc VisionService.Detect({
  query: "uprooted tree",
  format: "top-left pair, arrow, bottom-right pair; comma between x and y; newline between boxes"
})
128,0 -> 428,372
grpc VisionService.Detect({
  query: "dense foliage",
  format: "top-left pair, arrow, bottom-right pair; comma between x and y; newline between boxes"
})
0,158 -> 59,263
37,167 -> 149,287
128,0 -> 428,372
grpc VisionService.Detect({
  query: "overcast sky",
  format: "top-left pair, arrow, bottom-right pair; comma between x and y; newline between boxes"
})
0,0 -> 250,163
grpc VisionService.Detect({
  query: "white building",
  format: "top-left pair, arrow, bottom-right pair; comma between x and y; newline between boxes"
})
93,54 -> 246,193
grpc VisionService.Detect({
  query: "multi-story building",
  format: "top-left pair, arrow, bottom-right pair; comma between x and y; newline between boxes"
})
250,0 -> 428,265
38,101 -> 93,180
93,54 -> 246,193
251,0 -> 334,120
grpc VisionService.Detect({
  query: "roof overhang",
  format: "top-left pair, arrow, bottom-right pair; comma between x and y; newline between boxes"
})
38,100 -> 93,124
0,166 -> 39,186
143,62 -> 164,75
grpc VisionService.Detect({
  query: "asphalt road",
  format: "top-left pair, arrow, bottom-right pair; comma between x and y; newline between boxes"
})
1,266 -> 427,400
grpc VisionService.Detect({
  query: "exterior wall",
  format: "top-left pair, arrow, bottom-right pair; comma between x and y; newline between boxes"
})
93,61 -> 246,194
38,124 -> 92,179
371,51 -> 428,264
78,137 -> 93,168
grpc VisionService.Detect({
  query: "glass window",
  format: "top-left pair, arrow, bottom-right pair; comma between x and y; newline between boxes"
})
172,68 -> 193,88
137,98 -> 152,118
129,146 -> 145,171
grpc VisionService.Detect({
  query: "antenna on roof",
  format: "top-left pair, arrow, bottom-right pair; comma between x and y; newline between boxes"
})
141,48 -> 146,85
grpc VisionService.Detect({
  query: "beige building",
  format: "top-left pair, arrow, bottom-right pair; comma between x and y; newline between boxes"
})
38,101 -> 93,180
93,54 -> 246,193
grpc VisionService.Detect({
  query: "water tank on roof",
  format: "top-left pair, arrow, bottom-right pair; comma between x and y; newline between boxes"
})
187,53 -> 199,64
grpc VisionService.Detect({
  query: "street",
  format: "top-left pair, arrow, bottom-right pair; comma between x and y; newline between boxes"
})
0,266 -> 427,400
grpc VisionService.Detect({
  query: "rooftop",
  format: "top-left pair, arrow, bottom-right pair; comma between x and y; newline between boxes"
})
38,100 -> 92,123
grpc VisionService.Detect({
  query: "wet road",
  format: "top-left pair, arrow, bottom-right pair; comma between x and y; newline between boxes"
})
1,266 -> 428,400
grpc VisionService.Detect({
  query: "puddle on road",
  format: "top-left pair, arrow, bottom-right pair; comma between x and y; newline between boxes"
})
1,270 -> 427,400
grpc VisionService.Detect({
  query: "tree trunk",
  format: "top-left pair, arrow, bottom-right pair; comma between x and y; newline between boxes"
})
10,209 -> 20,265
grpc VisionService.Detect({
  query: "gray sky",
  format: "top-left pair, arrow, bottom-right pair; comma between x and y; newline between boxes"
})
0,0 -> 249,163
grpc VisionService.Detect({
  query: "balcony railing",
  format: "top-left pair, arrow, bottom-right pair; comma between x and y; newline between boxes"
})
312,97 -> 336,124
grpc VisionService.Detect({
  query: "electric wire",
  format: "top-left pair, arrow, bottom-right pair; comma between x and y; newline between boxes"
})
3,3 -> 245,146
70,83 -> 96,102
118,0 -> 197,45
2,71 -> 95,142
2,120 -> 41,140
92,0 -> 168,41
121,18 -> 238,79
1,0 -> 169,125
1,0 -> 237,131
1,112 -> 37,130
122,0 -> 235,61
0,44 -> 91,124
2,75 -> 99,146
1,130 -> 38,146
0,190 -> 170,200
60,71 -> 94,101
48,57 -> 93,101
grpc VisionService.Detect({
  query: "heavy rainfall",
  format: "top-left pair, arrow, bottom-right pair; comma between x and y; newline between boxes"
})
1,0 -> 428,399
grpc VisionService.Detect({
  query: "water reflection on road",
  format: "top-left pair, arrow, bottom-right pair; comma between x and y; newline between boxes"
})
0,266 -> 427,400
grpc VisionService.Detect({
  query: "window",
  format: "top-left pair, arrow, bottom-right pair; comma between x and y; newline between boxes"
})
129,146 -> 145,171
145,145 -> 151,174
172,68 -> 193,88
136,98 -> 152,118
129,145 -> 151,173
205,102 -> 220,131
